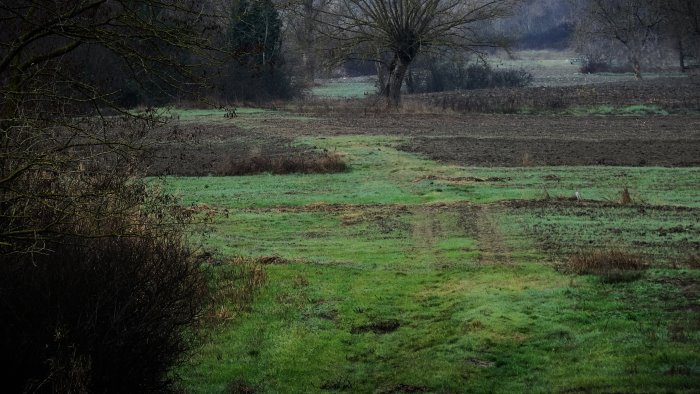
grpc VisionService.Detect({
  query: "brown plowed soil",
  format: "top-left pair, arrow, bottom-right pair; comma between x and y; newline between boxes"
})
407,77 -> 700,113
142,78 -> 700,175
401,134 -> 700,167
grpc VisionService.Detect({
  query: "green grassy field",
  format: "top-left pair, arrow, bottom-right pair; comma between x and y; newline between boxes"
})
311,78 -> 378,98
162,132 -> 699,393
490,50 -> 687,87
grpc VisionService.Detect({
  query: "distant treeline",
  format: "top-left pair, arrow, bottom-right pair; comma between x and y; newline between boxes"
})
99,0 -> 698,107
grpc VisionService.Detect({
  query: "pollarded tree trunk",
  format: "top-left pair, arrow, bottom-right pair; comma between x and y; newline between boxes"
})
384,55 -> 410,108
626,45 -> 644,79
301,0 -> 317,84
677,37 -> 687,71
406,67 -> 415,94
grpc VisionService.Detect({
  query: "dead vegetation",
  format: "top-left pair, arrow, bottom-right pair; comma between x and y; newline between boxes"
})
566,250 -> 650,283
413,175 -> 511,183
218,151 -> 347,176
294,77 -> 700,116
620,187 -> 633,204
205,256 -> 268,325
351,320 -> 401,334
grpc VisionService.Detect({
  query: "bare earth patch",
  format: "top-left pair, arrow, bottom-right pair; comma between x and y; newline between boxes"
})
142,81 -> 700,174
154,113 -> 700,171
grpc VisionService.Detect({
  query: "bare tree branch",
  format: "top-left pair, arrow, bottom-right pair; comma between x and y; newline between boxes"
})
314,0 -> 521,107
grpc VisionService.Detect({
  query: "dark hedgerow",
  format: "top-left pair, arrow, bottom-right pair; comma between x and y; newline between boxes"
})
410,62 -> 533,94
580,60 -> 635,75
0,234 -> 208,393
219,151 -> 348,176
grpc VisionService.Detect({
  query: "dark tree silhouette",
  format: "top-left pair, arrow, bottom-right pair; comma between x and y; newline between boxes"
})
0,1 -> 221,391
574,0 -> 664,79
319,0 -> 520,107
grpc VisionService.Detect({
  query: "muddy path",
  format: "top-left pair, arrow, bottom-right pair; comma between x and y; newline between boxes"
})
408,204 -> 514,267
473,206 -> 512,265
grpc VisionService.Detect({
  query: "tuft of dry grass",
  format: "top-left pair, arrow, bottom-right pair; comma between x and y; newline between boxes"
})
680,254 -> 700,269
567,250 -> 650,283
255,255 -> 291,265
219,151 -> 347,176
207,257 -> 268,325
620,186 -> 632,204
521,152 -> 534,167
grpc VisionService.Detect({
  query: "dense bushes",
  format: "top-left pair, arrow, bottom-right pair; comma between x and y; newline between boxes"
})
217,0 -> 299,102
409,61 -> 532,94
217,62 -> 299,102
0,233 -> 207,393
220,151 -> 347,175
0,3 -> 214,391
579,59 -> 635,74
0,150 -> 208,392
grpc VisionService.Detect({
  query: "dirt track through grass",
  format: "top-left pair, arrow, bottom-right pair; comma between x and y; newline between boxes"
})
474,206 -> 513,266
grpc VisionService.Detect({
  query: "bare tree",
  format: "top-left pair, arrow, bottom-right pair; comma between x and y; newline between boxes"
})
659,0 -> 700,71
317,0 -> 520,107
574,0 -> 664,79
0,0 -> 223,253
0,1 -> 225,390
285,0 -> 333,83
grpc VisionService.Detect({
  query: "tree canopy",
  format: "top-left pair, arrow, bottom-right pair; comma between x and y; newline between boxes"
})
319,0 -> 521,107
574,0 -> 664,79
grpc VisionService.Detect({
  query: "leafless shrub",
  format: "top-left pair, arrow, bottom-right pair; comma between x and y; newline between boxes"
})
567,250 -> 650,283
410,62 -> 533,94
219,151 -> 347,175
292,97 -> 382,117
0,226 -> 208,392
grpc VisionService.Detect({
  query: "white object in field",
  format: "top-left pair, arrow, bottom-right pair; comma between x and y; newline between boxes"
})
575,191 -> 581,201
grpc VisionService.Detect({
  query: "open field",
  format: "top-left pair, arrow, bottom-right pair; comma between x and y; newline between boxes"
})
145,79 -> 700,393
148,103 -> 700,175
311,77 -> 377,98
6,4 -> 700,391
491,50 -> 687,87
405,77 -> 700,115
